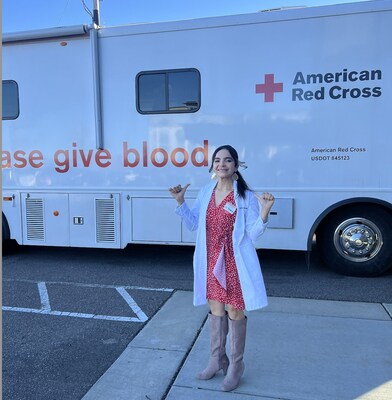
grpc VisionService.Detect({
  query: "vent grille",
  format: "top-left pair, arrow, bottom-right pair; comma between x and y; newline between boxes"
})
26,198 -> 45,241
96,198 -> 116,243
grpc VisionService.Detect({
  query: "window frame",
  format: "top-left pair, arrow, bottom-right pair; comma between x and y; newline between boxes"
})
136,68 -> 201,115
2,80 -> 20,120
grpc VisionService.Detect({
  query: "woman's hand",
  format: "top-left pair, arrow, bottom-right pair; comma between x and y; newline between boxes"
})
169,184 -> 190,206
256,192 -> 275,223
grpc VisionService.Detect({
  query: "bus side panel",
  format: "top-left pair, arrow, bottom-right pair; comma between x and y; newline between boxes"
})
2,4 -> 392,252
98,7 -> 392,250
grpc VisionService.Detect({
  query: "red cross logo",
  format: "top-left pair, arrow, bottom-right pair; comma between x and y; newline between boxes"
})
256,74 -> 283,102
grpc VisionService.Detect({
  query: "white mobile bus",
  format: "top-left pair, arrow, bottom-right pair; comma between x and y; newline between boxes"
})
2,0 -> 392,276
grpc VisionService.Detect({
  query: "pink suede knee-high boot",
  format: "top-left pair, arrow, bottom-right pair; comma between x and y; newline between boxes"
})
197,312 -> 229,380
221,316 -> 247,391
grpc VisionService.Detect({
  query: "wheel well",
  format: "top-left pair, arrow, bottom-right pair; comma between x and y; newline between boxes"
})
307,198 -> 392,250
2,212 -> 11,241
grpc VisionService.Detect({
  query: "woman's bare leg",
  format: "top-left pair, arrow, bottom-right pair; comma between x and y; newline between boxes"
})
208,299 -> 226,316
226,304 -> 245,320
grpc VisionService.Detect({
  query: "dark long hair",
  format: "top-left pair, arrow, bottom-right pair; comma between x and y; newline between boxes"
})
209,145 -> 250,199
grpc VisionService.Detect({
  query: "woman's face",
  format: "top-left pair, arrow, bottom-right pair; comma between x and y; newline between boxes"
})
213,149 -> 237,179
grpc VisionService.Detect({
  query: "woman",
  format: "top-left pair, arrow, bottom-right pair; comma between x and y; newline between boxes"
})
169,144 -> 274,392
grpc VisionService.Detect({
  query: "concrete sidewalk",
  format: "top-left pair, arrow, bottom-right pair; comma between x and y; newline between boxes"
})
83,291 -> 392,400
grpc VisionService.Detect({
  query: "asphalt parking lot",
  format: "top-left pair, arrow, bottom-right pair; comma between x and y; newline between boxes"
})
3,243 -> 392,399
3,272 -> 174,400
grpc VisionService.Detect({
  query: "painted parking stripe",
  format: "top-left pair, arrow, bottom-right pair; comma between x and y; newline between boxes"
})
3,278 -> 173,292
2,306 -> 147,322
116,287 -> 148,322
3,280 -> 174,323
37,282 -> 51,311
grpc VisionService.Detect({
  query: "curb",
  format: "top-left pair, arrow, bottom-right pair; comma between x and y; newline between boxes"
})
82,291 -> 208,400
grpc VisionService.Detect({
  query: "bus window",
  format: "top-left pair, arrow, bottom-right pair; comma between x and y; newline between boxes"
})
136,69 -> 200,114
2,80 -> 20,120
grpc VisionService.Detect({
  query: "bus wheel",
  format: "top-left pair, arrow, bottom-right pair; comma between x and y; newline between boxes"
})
2,213 -> 17,255
318,206 -> 392,277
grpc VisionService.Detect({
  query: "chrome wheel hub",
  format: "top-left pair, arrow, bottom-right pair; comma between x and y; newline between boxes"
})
333,218 -> 383,262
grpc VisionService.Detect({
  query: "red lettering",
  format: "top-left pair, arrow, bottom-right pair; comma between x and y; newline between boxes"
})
191,140 -> 209,167
123,142 -> 140,167
151,148 -> 168,167
95,149 -> 112,168
122,140 -> 209,168
14,150 -> 27,168
2,149 -> 45,169
2,151 -> 11,168
143,141 -> 148,167
54,149 -> 70,173
72,142 -> 78,167
80,149 -> 93,167
3,140 -> 209,173
29,150 -> 44,168
171,148 -> 188,167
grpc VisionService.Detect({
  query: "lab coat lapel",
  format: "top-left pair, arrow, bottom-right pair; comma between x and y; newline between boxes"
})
233,180 -> 245,244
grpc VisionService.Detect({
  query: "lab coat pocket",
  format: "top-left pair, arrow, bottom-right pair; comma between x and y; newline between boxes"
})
240,243 -> 264,284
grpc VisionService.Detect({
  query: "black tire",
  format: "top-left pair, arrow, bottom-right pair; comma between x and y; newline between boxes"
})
318,205 -> 392,277
2,213 -> 10,241
2,213 -> 18,255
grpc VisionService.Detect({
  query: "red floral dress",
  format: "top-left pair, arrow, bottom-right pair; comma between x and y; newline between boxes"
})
206,189 -> 245,310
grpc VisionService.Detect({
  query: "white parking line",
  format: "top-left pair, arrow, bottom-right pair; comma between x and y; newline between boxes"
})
116,287 -> 148,322
37,282 -> 51,311
3,278 -> 173,292
2,280 -> 174,323
1,306 -> 150,322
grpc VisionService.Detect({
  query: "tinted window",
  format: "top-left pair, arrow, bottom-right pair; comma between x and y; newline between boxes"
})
138,73 -> 166,112
2,80 -> 19,120
137,69 -> 200,114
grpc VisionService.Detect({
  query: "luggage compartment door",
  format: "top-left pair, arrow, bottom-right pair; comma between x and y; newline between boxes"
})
70,193 -> 121,248
132,198 -> 181,243
22,193 -> 69,246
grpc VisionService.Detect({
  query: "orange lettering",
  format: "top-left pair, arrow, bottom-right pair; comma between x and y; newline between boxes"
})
29,150 -> 44,168
2,151 -> 11,168
151,148 -> 168,167
96,149 -> 111,168
171,148 -> 188,167
143,141 -> 148,167
14,150 -> 27,168
123,142 -> 140,167
54,149 -> 69,173
191,140 -> 209,167
80,149 -> 93,167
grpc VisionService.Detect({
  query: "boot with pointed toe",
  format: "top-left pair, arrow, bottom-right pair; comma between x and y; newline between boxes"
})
221,316 -> 247,392
197,312 -> 229,380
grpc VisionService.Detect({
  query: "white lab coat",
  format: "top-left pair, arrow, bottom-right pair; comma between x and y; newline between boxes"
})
175,181 -> 268,311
